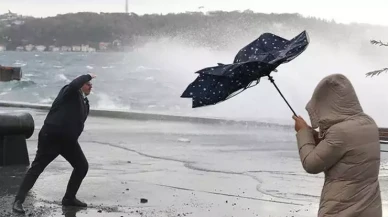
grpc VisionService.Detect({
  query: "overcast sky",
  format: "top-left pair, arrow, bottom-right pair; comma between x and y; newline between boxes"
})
1,0 -> 388,26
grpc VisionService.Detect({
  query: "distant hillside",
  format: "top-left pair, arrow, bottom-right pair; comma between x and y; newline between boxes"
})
0,12 -> 33,30
0,11 -> 388,52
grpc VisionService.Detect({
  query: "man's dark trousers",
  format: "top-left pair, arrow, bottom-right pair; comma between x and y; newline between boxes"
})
15,125 -> 89,202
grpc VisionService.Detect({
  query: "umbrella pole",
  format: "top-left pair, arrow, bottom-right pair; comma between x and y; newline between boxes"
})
267,75 -> 298,116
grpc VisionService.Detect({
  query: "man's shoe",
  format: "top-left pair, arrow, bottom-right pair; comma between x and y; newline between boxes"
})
12,200 -> 25,214
62,197 -> 87,207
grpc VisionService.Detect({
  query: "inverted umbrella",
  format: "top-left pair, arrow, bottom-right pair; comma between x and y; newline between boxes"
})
181,30 -> 309,116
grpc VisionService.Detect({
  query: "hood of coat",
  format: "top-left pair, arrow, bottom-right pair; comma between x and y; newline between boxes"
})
305,73 -> 363,134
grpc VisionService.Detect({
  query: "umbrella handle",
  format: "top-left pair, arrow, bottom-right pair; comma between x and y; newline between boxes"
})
267,75 -> 298,116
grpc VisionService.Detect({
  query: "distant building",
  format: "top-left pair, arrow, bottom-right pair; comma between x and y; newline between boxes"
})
61,46 -> 72,52
81,44 -> 89,52
25,44 -> 34,51
6,11 -> 18,20
16,46 -> 24,51
0,10 -> 24,27
12,20 -> 24,25
48,45 -> 60,52
99,42 -> 110,51
88,47 -> 96,52
72,46 -> 81,52
35,45 -> 46,51
112,39 -> 122,47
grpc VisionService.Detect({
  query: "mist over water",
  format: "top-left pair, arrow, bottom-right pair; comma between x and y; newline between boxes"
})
1,28 -> 388,126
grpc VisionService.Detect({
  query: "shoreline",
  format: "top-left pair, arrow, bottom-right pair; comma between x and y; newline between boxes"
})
0,100 -> 293,128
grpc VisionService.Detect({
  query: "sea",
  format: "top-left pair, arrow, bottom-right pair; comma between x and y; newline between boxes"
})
1,37 -> 388,126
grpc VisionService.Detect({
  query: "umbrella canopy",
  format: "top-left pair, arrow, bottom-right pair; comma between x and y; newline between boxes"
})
181,30 -> 309,114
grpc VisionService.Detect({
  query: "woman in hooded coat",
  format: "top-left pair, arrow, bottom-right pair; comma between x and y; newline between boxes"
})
292,73 -> 382,217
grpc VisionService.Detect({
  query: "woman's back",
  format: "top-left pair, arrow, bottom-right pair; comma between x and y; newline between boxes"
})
318,115 -> 381,217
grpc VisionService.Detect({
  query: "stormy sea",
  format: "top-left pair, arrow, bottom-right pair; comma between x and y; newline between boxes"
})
1,36 -> 388,126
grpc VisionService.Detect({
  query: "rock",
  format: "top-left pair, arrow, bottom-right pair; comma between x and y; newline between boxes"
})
127,161 -> 131,163
98,210 -> 102,213
140,198 -> 148,203
126,188 -> 129,191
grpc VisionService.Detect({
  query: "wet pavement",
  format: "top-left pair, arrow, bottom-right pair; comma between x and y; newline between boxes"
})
1,107 -> 388,216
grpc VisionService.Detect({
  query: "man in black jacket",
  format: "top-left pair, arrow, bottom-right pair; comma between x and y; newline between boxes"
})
13,73 -> 96,213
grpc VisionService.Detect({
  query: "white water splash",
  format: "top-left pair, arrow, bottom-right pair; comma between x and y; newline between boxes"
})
57,74 -> 70,82
95,93 -> 131,111
39,98 -> 54,104
135,65 -> 161,72
102,66 -> 115,69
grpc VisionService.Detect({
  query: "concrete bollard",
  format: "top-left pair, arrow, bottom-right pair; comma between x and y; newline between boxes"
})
0,66 -> 23,81
0,112 -> 35,166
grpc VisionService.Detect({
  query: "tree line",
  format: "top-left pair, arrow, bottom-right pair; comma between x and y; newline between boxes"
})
0,10 -> 387,53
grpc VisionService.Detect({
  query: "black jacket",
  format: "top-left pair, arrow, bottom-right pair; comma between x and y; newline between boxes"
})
43,74 -> 92,139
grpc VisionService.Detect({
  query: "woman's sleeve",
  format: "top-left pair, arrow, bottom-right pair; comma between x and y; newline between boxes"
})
296,127 -> 346,174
